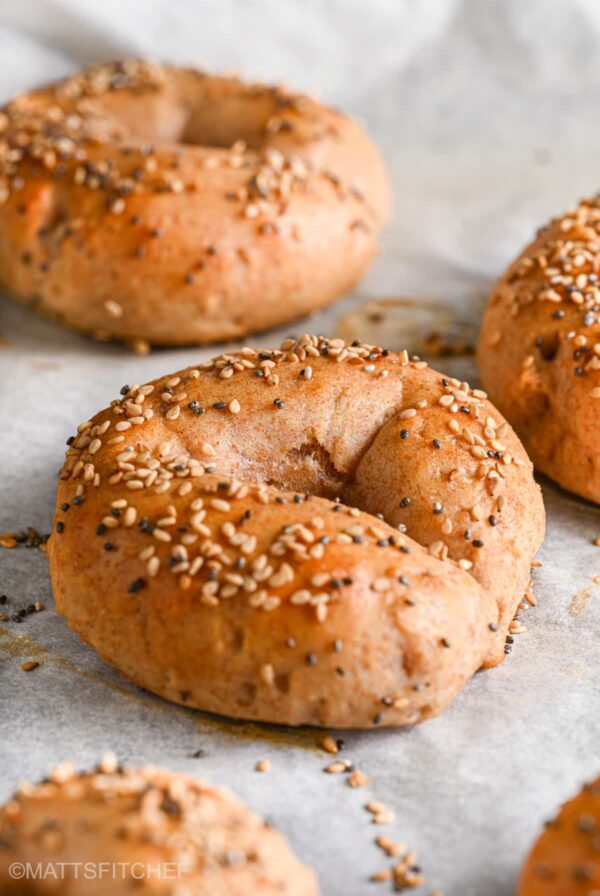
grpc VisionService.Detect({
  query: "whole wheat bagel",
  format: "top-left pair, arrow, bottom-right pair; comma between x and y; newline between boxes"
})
0,756 -> 319,895
517,776 -> 600,895
0,60 -> 390,347
478,195 -> 600,504
48,334 -> 545,729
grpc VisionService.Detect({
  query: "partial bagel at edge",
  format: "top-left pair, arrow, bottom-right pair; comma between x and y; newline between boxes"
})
478,193 -> 600,504
48,335 -> 545,728
517,775 -> 600,895
0,756 -> 319,895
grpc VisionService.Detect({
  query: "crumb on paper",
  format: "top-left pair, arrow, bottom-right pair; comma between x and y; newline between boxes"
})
348,769 -> 369,788
128,338 -> 151,356
0,528 -> 49,550
568,583 -> 595,616
320,734 -> 339,754
336,297 -> 476,358
365,800 -> 395,825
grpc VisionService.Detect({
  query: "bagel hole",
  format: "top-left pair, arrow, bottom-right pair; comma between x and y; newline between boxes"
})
180,94 -> 285,149
179,114 -> 266,149
109,94 -> 278,150
536,331 -> 560,361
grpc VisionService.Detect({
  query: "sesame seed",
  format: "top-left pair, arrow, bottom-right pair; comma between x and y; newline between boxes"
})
320,735 -> 339,754
127,577 -> 146,593
211,499 -> 231,512
21,660 -> 39,672
104,299 -> 123,318
348,769 -> 368,788
260,663 -> 275,686
109,197 -> 125,215
324,760 -> 349,774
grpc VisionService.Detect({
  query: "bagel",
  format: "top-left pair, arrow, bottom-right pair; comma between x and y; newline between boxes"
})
478,195 -> 600,504
47,334 -> 545,728
517,776 -> 600,895
0,59 -> 390,346
0,756 -> 319,895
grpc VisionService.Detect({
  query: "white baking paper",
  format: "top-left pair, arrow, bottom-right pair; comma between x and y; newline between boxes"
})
1,3 -> 599,894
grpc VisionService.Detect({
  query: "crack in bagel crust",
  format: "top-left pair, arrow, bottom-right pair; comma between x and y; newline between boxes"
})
48,335 -> 545,729
478,194 -> 600,504
0,60 -> 391,346
0,758 -> 320,895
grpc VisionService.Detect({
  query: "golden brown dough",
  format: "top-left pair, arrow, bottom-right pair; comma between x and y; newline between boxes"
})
0,757 -> 319,895
478,195 -> 600,504
517,776 -> 600,895
48,335 -> 545,728
0,60 -> 390,346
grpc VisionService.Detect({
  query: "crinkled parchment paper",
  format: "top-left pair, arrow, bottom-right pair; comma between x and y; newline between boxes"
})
1,2 -> 599,893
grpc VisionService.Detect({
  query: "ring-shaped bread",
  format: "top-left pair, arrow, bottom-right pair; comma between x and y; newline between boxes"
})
478,194 -> 600,504
48,335 -> 545,728
0,757 -> 319,895
0,60 -> 390,346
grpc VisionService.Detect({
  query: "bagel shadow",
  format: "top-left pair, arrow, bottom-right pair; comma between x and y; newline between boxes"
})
537,469 -> 600,511
0,545 -> 322,752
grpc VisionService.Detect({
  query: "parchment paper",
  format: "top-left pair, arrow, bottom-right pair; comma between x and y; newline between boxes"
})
1,3 -> 599,894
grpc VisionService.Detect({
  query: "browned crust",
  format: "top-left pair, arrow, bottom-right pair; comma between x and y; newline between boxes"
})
0,758 -> 319,895
478,196 -> 600,504
0,60 -> 391,345
517,777 -> 600,895
47,335 -> 545,729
